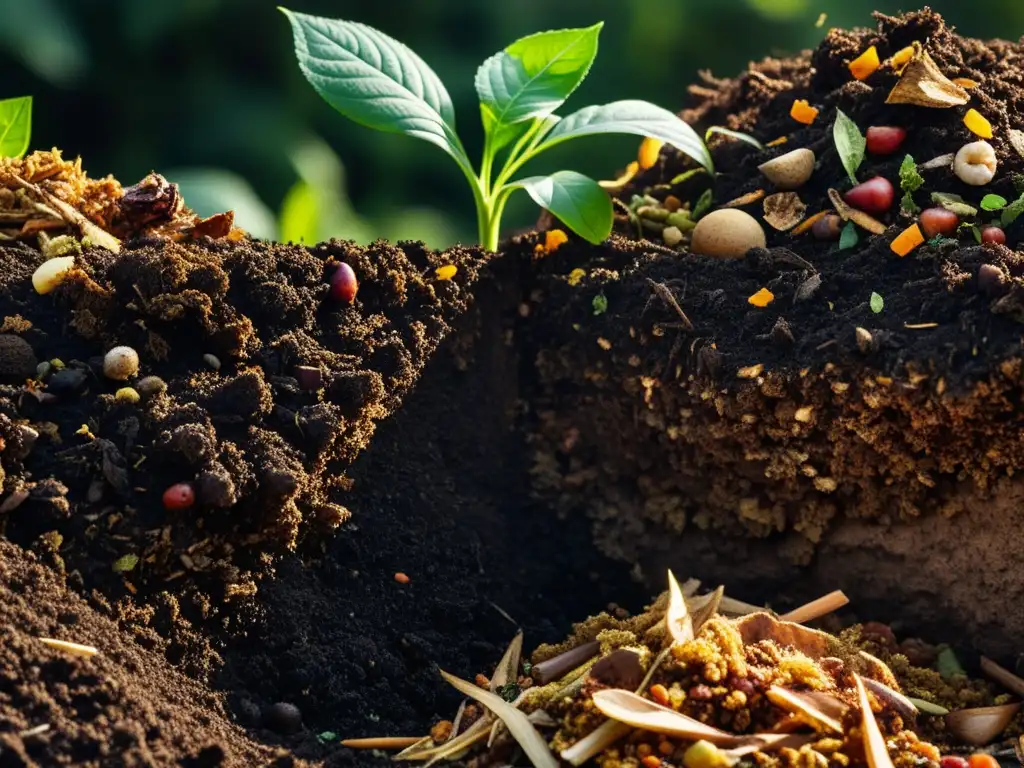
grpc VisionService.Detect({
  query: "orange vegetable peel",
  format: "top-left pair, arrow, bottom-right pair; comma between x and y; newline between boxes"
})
849,45 -> 881,80
891,223 -> 925,257
790,100 -> 818,125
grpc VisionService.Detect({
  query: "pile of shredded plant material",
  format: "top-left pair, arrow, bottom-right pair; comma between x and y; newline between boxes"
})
516,8 -> 1024,658
360,579 -> 1024,768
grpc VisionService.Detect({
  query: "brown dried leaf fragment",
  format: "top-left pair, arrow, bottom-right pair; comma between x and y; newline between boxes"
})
855,675 -> 897,768
827,188 -> 887,234
763,192 -> 806,231
886,44 -> 969,108
192,210 -> 234,239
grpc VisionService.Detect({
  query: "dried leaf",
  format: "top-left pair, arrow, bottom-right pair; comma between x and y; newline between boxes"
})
439,669 -> 558,768
192,211 -> 234,239
766,687 -> 845,733
855,674 -> 896,768
395,717 -> 491,764
827,188 -> 887,234
560,721 -> 631,766
5,176 -> 121,253
666,570 -> 695,646
591,689 -> 750,746
490,632 -> 523,692
763,192 -> 806,231
907,697 -> 949,716
688,585 -> 725,632
945,704 -> 1021,747
860,676 -> 917,722
886,45 -> 969,108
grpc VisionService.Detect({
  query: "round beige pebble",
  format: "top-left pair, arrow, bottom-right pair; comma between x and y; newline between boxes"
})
690,209 -> 766,259
758,148 -> 815,190
103,346 -> 139,380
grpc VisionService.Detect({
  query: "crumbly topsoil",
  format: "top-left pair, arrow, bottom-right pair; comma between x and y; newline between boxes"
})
520,9 -> 1024,659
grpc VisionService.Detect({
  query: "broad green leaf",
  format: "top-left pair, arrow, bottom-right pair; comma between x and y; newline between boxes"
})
980,193 -> 1007,211
475,24 -> 602,133
0,96 -> 32,158
869,292 -> 884,313
280,9 -> 469,168
511,171 -> 612,244
832,109 -> 865,186
534,100 -> 713,172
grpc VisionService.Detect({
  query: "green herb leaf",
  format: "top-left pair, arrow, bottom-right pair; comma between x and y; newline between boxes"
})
535,100 -> 713,172
936,646 -> 966,680
980,194 -> 1008,211
899,155 -> 925,193
931,192 -> 977,217
280,10 -> 469,168
705,126 -> 764,151
592,293 -> 608,315
900,191 -> 920,214
0,96 -> 32,159
512,171 -> 612,244
1000,193 -> 1024,226
833,109 -> 865,186
669,168 -> 709,186
692,189 -> 713,220
869,292 -> 883,313
971,225 -> 982,243
112,554 -> 139,573
838,221 -> 858,250
317,732 -> 338,743
475,24 -> 602,140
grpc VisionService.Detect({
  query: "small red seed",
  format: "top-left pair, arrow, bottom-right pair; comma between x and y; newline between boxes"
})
941,758 -> 968,768
812,214 -> 843,241
394,571 -> 410,584
844,176 -> 895,214
162,483 -> 195,510
329,263 -> 358,303
919,207 -> 959,238
865,126 -> 907,155
981,225 -> 1006,245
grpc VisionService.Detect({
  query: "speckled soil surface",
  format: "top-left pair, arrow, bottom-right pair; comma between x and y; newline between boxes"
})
520,8 -> 1024,661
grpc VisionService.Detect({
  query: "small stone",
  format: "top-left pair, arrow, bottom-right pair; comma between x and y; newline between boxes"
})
103,346 -> 139,381
36,362 -> 52,379
794,273 -> 822,302
662,225 -> 684,247
263,702 -> 303,735
0,335 -> 38,382
294,365 -> 323,391
978,263 -> 1008,297
10,425 -> 39,460
769,317 -> 795,345
136,376 -> 167,397
46,368 -> 88,396
855,327 -> 874,354
203,353 -> 221,371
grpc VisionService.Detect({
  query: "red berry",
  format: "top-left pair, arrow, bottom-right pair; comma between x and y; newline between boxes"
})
865,126 -> 907,155
941,758 -> 968,768
163,483 -> 195,510
329,263 -> 358,303
919,207 -> 959,238
844,176 -> 895,214
981,225 -> 1006,245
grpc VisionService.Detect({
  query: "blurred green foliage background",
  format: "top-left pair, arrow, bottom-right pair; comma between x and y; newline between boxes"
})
3,0 -> 1021,248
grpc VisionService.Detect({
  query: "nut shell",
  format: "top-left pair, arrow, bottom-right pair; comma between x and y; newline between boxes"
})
690,209 -> 767,259
758,148 -> 816,190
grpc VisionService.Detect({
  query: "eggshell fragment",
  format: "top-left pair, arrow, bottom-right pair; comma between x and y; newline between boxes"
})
758,148 -> 816,190
690,209 -> 767,259
32,256 -> 76,295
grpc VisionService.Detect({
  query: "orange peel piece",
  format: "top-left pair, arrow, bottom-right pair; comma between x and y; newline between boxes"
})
790,100 -> 818,125
963,108 -> 993,139
891,223 -> 925,257
748,287 -> 775,307
889,45 -> 916,73
435,264 -> 457,280
849,45 -> 881,80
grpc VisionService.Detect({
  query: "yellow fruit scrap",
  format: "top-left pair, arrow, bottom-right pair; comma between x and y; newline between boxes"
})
849,45 -> 881,80
637,137 -> 664,170
766,136 -> 789,147
890,223 -> 925,257
567,268 -> 586,286
748,287 -> 775,307
534,229 -> 568,256
790,100 -> 819,125
434,264 -> 457,280
889,45 -> 916,73
963,108 -> 993,139
952,77 -> 979,89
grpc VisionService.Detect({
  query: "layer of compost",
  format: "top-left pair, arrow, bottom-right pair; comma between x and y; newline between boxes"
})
521,8 -> 1024,660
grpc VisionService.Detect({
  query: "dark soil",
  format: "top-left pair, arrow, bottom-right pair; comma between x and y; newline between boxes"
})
520,9 -> 1024,660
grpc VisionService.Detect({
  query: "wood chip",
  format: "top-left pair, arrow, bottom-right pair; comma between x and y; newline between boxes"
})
38,637 -> 99,657
342,736 -> 425,750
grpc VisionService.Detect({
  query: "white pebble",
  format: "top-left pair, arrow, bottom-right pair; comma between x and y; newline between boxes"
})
31,256 -> 76,295
953,140 -> 997,186
203,353 -> 221,371
103,346 -> 139,380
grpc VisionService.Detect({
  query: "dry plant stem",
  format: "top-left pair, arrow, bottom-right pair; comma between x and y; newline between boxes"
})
779,590 -> 849,623
37,637 -> 99,657
531,640 -> 600,684
719,595 -> 765,615
855,675 -> 896,768
980,656 -> 1024,697
342,736 -> 424,749
646,279 -> 694,330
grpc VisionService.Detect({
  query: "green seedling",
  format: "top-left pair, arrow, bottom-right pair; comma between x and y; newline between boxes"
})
280,11 -> 712,250
0,96 -> 32,158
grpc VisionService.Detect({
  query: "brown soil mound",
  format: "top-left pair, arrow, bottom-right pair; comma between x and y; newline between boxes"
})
520,9 -> 1024,659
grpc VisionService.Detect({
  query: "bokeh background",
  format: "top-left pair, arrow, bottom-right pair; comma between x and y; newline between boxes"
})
4,0 -> 1021,248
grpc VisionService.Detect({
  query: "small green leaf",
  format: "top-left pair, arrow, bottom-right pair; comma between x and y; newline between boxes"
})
281,10 -> 469,168
971,225 -> 982,243
899,155 -> 925,193
704,126 -> 764,151
536,100 -> 713,172
838,221 -> 858,250
669,168 -> 709,185
832,109 -> 865,186
512,171 -> 612,244
692,189 -> 713,220
592,293 -> 608,315
900,191 -> 920,214
112,554 -> 139,573
0,96 -> 32,158
936,646 -> 965,679
980,194 -> 1008,211
1000,193 -> 1024,226
869,292 -> 883,313
475,24 -> 602,132
317,731 -> 338,743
